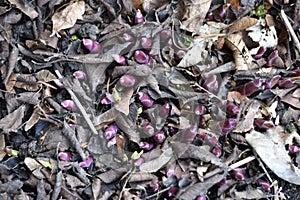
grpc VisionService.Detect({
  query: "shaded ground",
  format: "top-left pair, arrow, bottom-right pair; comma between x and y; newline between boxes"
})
0,0 -> 300,199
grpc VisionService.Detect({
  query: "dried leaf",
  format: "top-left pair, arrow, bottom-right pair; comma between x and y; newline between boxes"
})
228,17 -> 258,32
229,185 -> 265,199
65,174 -> 85,188
25,108 -> 41,131
140,147 -> 173,173
35,70 -> 56,82
24,157 -> 45,179
0,105 -> 26,133
8,0 -> 38,20
246,128 -> 300,185
97,168 -> 129,184
227,91 -> 249,104
281,94 -> 300,109
114,88 -> 134,115
51,1 -> 85,37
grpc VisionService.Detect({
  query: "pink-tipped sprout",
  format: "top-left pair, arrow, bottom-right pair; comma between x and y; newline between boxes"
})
195,105 -> 207,115
226,101 -> 240,115
203,75 -> 218,93
141,121 -> 155,137
138,92 -> 154,108
58,152 -> 72,161
107,137 -> 116,148
139,141 -> 154,151
82,38 -> 101,53
119,75 -> 136,87
134,50 -> 150,64
101,96 -> 112,105
79,156 -> 93,168
141,37 -> 152,50
73,70 -> 86,80
168,187 -> 178,197
256,179 -> 271,192
154,131 -> 166,143
53,79 -> 64,88
135,9 -> 144,24
61,100 -> 75,111
112,54 -> 126,65
232,168 -> 246,181
254,47 -> 266,59
254,119 -> 275,129
123,33 -> 135,42
222,118 -> 237,134
289,145 -> 300,154
105,124 -> 118,140
265,75 -> 281,89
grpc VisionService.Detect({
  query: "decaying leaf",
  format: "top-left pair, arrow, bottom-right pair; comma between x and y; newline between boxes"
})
281,94 -> 300,109
246,127 -> 300,185
225,32 -> 253,71
97,167 -> 129,184
8,0 -> 38,20
229,185 -> 266,199
0,105 -> 26,133
24,107 -> 41,131
114,88 -> 134,115
24,157 -> 45,179
228,17 -> 258,33
51,1 -> 85,37
140,147 -> 173,173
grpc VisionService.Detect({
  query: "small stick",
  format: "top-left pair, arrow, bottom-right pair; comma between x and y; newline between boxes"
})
228,156 -> 256,171
54,70 -> 98,135
280,10 -> 300,53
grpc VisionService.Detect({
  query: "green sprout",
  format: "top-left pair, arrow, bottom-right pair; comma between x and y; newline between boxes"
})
250,5 -> 266,18
131,150 -> 143,160
11,149 -> 18,156
71,35 -> 78,41
183,37 -> 193,47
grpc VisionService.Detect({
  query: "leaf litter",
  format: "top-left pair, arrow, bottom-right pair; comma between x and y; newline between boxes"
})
0,0 -> 299,199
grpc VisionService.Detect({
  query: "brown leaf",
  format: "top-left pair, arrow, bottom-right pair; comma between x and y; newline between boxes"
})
97,167 -> 129,184
246,127 -> 300,185
114,88 -> 134,116
226,0 -> 240,10
0,105 -> 26,133
228,17 -> 258,33
281,94 -> 300,109
229,185 -> 266,199
140,147 -> 173,173
51,1 -> 85,37
65,174 -> 85,189
24,107 -> 40,131
35,70 -> 56,82
233,100 -> 260,133
8,0 -> 38,20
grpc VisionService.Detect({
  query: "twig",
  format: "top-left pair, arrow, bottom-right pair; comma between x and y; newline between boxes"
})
54,69 -> 98,135
145,187 -> 171,200
228,156 -> 256,171
280,10 -> 300,53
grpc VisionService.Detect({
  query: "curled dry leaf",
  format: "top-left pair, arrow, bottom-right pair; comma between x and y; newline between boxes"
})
51,1 -> 85,37
8,0 -> 38,20
0,105 -> 26,133
246,127 -> 300,185
225,32 -> 253,71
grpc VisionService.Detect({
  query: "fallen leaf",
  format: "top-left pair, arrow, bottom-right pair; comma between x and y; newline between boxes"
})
140,147 -> 173,173
97,167 -> 129,184
229,185 -> 266,199
24,157 -> 45,179
281,94 -> 300,109
8,0 -> 38,20
51,1 -> 85,37
228,17 -> 258,33
0,105 -> 26,133
246,128 -> 300,185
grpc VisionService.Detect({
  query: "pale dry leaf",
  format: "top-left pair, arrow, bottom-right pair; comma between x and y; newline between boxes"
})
281,94 -> 300,109
25,108 -> 40,131
51,1 -> 85,37
228,17 -> 258,33
225,32 -> 253,71
229,185 -> 265,199
227,91 -> 249,104
114,88 -> 134,116
246,128 -> 300,185
24,157 -> 45,179
180,0 -> 212,33
0,105 -> 26,133
140,147 -> 173,173
8,0 -> 38,20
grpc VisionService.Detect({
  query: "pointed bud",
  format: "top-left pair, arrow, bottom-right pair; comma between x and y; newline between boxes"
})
139,141 -> 154,151
266,51 -> 278,66
181,125 -> 198,142
123,33 -> 135,42
53,79 -> 64,88
265,75 -> 281,89
134,50 -> 149,64
107,137 -> 116,148
206,12 -> 214,21
203,75 -> 218,93
79,156 -> 93,168
217,178 -> 228,186
61,100 -> 75,111
226,101 -> 240,115
141,37 -> 152,50
58,152 -> 72,161
289,145 -> 300,154
254,46 -> 266,59
152,182 -> 160,192
154,131 -> 166,143
254,119 -> 274,129
292,69 -> 300,77
141,121 -> 155,137
105,124 -> 118,140
73,70 -> 86,80
161,103 -> 171,117
212,146 -> 222,157
167,169 -> 175,177
138,92 -> 154,108
82,38 -> 101,53
196,196 -> 207,200
135,9 -> 144,24
278,78 -> 294,88
195,105 -> 206,115
236,79 -> 263,96
222,118 -> 237,133
101,96 -> 112,105
168,187 -> 178,197
160,30 -> 171,39
256,179 -> 271,192
119,75 -> 136,87
232,168 -> 245,181
112,54 -> 126,65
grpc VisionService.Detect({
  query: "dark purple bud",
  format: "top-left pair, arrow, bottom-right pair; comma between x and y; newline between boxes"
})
203,75 -> 218,93
101,96 -> 112,105
256,179 -> 271,192
254,47 -> 266,59
266,51 -> 278,67
206,12 -> 214,21
152,182 -> 160,192
139,142 -> 154,151
107,137 -> 116,148
168,187 -> 178,197
112,54 -> 126,65
53,79 -> 64,88
265,75 -> 281,89
141,37 -> 152,49
73,70 -> 86,80
69,123 -> 77,128
231,168 -> 245,181
138,92 -> 154,108
289,145 -> 300,154
292,69 -> 300,77
218,5 -> 227,18
222,118 -> 237,133
79,156 -> 93,168
160,30 -> 171,39
217,178 -> 227,186
195,105 -> 206,115
212,146 -> 222,157
181,125 -> 198,142
161,103 -> 171,117
61,100 -> 75,111
278,78 -> 294,88
236,79 -> 263,96
105,124 -> 118,140
154,131 -> 166,143
134,157 -> 144,166
226,101 -> 240,115
82,38 -> 101,53
134,50 -> 149,64
135,9 -> 144,24
196,196 -> 207,200
199,116 -> 206,128
141,121 -> 155,136
58,152 -> 72,161
167,169 -> 175,177
119,75 -> 136,87
254,119 -> 274,129
123,33 -> 135,42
